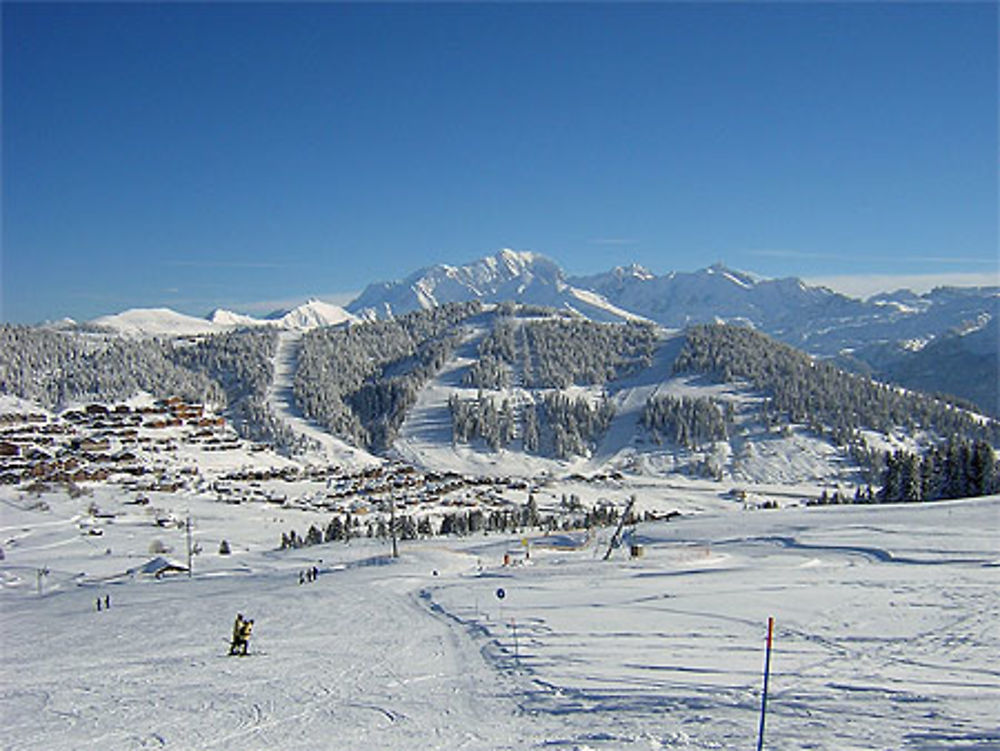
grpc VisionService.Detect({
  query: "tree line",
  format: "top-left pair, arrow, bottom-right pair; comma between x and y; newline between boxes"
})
464,315 -> 659,390
278,494 -> 643,550
448,390 -> 615,459
879,437 -> 997,503
293,302 -> 482,450
641,394 -> 733,450
674,323 -> 1000,447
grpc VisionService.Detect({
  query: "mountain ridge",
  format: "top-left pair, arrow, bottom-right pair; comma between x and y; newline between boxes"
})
343,250 -> 997,414
76,249 -> 997,414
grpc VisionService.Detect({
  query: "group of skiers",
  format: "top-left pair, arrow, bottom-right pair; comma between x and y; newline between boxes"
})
298,566 -> 319,585
95,594 -> 111,611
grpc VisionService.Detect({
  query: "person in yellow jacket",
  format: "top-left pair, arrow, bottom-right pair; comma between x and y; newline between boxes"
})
239,618 -> 253,655
229,613 -> 254,656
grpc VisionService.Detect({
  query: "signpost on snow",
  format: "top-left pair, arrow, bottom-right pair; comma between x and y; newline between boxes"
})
757,616 -> 775,751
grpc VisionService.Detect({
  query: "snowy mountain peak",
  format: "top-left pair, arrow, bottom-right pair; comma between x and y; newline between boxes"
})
347,249 -> 569,319
274,299 -> 356,330
624,263 -> 654,281
495,248 -> 546,274
208,309 -> 262,327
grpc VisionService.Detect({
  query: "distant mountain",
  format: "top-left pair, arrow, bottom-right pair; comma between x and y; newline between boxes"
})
347,249 -> 641,323
346,251 -> 998,415
208,309 -> 263,328
263,299 -> 356,330
570,262 -> 862,342
94,300 -> 356,336
873,315 -> 999,416
350,252 -> 997,356
92,308 -> 224,337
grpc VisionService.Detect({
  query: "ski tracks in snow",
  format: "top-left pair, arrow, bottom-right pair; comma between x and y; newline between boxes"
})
267,331 -> 379,468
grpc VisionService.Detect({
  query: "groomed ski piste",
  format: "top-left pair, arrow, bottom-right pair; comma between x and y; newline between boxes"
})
2,481 -> 998,750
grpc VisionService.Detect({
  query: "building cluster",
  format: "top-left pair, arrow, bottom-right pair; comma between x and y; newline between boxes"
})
214,462 -> 535,517
0,397 -> 542,521
0,398 -> 233,487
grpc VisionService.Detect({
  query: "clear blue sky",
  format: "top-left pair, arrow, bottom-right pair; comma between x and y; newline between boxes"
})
3,2 -> 997,323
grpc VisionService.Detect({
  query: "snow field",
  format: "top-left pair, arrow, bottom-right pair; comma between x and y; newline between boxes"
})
3,489 -> 996,750
426,499 -> 1000,749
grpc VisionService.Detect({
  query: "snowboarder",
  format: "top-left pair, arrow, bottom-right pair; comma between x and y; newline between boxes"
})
230,613 -> 252,655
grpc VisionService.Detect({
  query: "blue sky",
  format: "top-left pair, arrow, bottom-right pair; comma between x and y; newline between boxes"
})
3,2 -> 997,323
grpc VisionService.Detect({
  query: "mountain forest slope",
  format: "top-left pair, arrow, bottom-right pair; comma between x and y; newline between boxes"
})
3,303 -> 996,494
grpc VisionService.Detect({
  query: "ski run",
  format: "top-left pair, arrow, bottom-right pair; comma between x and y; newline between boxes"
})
2,483 -> 997,750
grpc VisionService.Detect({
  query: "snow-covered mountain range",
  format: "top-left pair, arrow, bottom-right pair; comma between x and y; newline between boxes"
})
72,248 -> 998,414
347,249 -> 642,323
350,249 -> 997,357
345,250 -> 997,414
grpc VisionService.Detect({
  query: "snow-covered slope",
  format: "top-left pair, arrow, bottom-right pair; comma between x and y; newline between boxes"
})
392,321 -> 868,485
266,330 -> 380,467
2,475 -> 996,750
79,251 -> 996,412
92,307 -> 226,337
